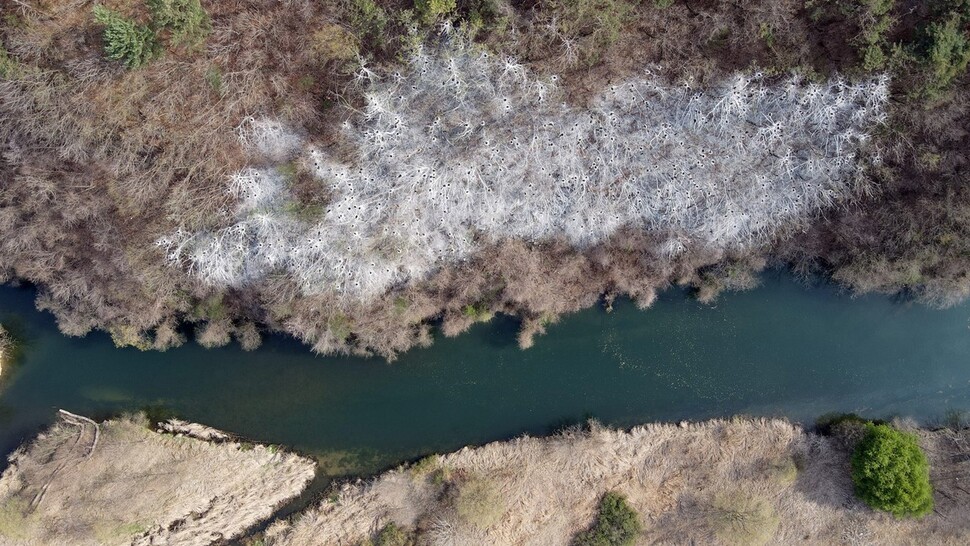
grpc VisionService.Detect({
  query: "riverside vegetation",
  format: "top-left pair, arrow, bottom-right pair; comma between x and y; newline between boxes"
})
1,0 -> 969,357
0,325 -> 11,378
4,413 -> 958,545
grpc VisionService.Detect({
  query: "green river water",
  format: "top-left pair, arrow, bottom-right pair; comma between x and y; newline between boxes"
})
1,273 -> 968,476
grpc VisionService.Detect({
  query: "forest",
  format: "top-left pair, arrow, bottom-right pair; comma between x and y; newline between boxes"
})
1,0 -> 968,357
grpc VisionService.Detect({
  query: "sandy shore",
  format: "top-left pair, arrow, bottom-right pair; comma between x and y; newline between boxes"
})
0,412 -> 316,545
265,418 -> 969,546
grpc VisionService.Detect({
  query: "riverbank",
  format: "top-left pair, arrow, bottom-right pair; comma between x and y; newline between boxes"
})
0,412 -> 315,545
1,414 -> 965,545
265,418 -> 968,546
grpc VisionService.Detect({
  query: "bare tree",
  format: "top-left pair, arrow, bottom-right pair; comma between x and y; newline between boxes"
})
161,31 -> 889,302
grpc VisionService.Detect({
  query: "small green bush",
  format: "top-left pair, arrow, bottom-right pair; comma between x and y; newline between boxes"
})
815,412 -> 870,435
854,0 -> 895,71
409,454 -> 440,477
349,0 -> 390,40
851,423 -> 934,518
93,5 -> 161,68
573,492 -> 642,546
148,0 -> 211,48
0,46 -> 21,78
920,14 -> 970,96
368,522 -> 415,546
758,23 -> 775,48
461,302 -> 493,322
204,65 -> 223,94
415,0 -> 456,22
466,0 -> 506,34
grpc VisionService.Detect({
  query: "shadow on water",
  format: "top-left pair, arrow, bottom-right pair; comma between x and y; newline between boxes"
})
475,313 -> 522,350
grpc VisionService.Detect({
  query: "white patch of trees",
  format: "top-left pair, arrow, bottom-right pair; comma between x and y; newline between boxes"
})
159,36 -> 889,300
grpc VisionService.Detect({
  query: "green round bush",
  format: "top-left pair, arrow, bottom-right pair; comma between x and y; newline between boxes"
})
851,423 -> 934,518
573,492 -> 642,546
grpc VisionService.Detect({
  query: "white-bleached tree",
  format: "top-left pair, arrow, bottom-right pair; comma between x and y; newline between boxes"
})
159,32 -> 889,300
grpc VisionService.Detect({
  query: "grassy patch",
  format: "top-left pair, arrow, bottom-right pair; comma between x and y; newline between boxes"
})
764,456 -> 799,486
455,476 -> 504,529
361,522 -> 417,546
283,200 -> 326,222
312,23 -> 360,64
410,454 -> 453,484
93,520 -> 149,543
328,314 -> 353,342
192,293 -> 227,321
758,22 -> 775,49
0,497 -> 33,539
705,491 -> 779,546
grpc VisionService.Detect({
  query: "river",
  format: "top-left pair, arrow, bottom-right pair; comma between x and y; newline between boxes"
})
1,273 -> 968,476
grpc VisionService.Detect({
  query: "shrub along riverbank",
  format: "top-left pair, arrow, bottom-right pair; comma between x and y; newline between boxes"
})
1,0 -> 969,358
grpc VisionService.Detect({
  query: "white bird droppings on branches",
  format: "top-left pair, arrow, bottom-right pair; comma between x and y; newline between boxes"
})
159,37 -> 889,301
237,116 -> 303,162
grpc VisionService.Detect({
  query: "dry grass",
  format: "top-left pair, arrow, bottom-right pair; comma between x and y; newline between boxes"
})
265,418 -> 970,546
0,412 -> 316,546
